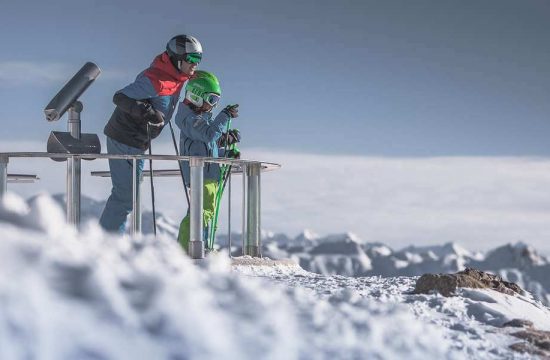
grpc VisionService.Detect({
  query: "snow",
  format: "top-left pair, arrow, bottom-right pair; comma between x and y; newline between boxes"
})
0,192 -> 548,359
245,266 -> 545,359
460,289 -> 550,330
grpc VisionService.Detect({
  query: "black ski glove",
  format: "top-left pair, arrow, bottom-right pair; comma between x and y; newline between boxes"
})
218,129 -> 241,147
222,104 -> 239,118
144,108 -> 165,128
114,93 -> 155,120
132,101 -> 153,118
227,148 -> 241,159
148,124 -> 163,139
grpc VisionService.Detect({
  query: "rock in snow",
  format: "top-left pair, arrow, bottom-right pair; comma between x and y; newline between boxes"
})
414,268 -> 524,297
508,326 -> 550,357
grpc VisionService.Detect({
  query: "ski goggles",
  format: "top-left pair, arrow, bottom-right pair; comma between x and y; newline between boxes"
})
204,93 -> 221,106
184,52 -> 202,64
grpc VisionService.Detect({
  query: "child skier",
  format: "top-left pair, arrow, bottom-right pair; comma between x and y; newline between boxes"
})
174,70 -> 240,252
100,34 -> 203,233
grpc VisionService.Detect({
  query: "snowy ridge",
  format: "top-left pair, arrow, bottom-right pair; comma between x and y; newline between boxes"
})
259,233 -> 550,307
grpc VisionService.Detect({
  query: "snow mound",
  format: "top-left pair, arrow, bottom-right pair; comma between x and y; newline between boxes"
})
460,288 -> 550,331
0,192 -> 453,359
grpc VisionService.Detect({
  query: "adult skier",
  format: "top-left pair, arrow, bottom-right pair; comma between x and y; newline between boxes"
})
99,34 -> 203,233
174,70 -> 240,252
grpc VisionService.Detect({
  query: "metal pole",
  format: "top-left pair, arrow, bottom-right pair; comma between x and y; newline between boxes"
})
146,125 -> 157,236
259,167 -> 262,256
0,155 -> 8,198
228,171 -> 232,257
189,157 -> 204,259
131,158 -> 141,236
66,101 -> 83,227
241,164 -> 247,256
245,162 -> 261,257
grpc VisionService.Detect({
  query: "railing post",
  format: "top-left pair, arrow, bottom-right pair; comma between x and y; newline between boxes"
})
189,157 -> 204,259
0,155 -> 8,198
245,162 -> 261,257
228,171 -> 232,257
131,158 -> 141,236
66,101 -> 83,227
241,164 -> 247,255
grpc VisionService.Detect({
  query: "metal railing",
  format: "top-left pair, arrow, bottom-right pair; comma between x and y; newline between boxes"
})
0,152 -> 280,259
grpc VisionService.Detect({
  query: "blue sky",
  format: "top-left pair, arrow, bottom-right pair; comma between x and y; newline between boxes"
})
0,0 -> 549,156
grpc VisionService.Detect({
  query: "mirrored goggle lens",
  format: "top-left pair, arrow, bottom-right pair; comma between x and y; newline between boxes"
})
204,93 -> 220,106
185,53 -> 202,64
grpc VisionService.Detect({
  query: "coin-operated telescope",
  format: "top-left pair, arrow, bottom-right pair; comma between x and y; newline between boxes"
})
43,62 -> 101,226
45,62 -> 101,155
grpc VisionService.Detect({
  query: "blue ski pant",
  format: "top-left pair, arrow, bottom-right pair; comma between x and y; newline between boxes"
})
99,136 -> 144,233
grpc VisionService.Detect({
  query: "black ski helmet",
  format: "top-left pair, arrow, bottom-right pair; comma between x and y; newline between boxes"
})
166,35 -> 202,71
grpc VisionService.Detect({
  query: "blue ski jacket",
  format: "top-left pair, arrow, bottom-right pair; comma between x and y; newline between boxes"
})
104,52 -> 189,150
175,102 -> 231,185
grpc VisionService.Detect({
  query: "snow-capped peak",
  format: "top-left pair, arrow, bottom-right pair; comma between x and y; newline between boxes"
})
294,229 -> 320,242
481,242 -> 548,269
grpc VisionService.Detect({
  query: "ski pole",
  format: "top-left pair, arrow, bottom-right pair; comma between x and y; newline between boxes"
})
208,121 -> 233,248
168,120 -> 190,208
146,124 -> 157,236
209,165 -> 229,248
212,148 -> 237,233
210,160 -> 234,249
209,125 -> 232,248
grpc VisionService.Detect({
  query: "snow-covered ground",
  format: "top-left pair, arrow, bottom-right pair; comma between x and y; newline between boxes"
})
1,192 -> 549,359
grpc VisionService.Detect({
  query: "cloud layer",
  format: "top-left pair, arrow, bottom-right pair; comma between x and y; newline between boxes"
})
2,141 -> 550,254
243,150 -> 550,255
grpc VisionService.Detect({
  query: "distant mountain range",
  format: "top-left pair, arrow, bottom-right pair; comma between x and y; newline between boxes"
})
251,231 -> 550,307
45,194 -> 550,307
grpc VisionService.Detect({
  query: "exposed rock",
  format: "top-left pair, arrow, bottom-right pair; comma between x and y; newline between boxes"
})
509,328 -> 550,358
503,319 -> 534,328
414,273 -> 458,297
509,342 -> 549,357
512,329 -> 550,349
414,268 -> 524,297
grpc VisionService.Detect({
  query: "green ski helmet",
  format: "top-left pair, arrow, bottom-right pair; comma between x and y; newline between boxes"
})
184,71 -> 221,108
